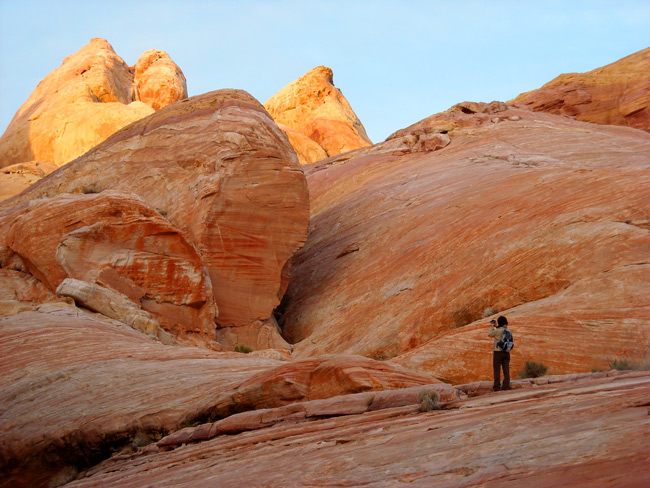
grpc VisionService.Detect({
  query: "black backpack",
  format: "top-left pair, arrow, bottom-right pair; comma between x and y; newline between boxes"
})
497,329 -> 514,352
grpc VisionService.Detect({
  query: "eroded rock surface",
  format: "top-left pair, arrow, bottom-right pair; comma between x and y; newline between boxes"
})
0,38 -> 186,167
512,47 -> 650,131
264,66 -> 372,163
280,104 -> 650,380
0,304 -> 282,488
0,161 -> 57,202
1,88 -> 310,348
65,372 -> 650,487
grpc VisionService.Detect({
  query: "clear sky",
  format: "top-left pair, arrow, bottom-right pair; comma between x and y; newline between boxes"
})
1,0 -> 649,143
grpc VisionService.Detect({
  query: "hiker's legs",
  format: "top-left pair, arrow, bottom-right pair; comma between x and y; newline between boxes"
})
502,352 -> 511,389
492,352 -> 501,390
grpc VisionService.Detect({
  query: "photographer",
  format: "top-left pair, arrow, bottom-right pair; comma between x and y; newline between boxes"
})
488,316 -> 511,391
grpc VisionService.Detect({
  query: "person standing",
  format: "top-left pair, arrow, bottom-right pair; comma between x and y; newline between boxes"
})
488,315 -> 511,391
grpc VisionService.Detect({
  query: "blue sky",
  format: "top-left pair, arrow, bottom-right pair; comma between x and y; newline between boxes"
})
1,0 -> 649,143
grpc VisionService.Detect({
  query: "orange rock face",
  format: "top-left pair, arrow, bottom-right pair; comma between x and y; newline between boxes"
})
2,89 -> 310,347
0,191 -> 217,345
264,66 -> 372,163
512,47 -> 650,131
280,104 -> 650,381
132,49 -> 188,110
0,38 -> 186,167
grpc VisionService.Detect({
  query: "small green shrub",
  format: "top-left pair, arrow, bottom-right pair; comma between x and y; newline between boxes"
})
518,361 -> 548,379
418,389 -> 441,412
234,344 -> 252,354
609,357 -> 650,371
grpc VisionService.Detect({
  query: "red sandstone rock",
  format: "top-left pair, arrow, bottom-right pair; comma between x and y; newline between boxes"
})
1,89 -> 310,347
0,38 -> 186,168
0,268 -> 64,316
132,49 -> 187,110
0,304 -> 281,487
512,47 -> 650,131
0,191 -> 217,346
280,105 -> 650,379
264,66 -> 372,163
393,264 -> 650,384
66,372 -> 650,487
0,161 -> 57,202
207,355 -> 439,419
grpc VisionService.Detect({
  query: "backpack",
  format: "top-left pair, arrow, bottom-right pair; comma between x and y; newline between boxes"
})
497,329 -> 514,352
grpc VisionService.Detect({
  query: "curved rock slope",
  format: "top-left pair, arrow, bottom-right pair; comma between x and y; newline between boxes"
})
0,304 -> 438,488
0,38 -> 187,168
65,372 -> 650,487
264,66 -> 372,163
280,102 -> 650,382
512,46 -> 650,131
0,89 -> 310,349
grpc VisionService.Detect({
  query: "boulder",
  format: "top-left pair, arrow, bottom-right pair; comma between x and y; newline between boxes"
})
2,89 -> 310,344
511,47 -> 650,131
0,38 -> 186,168
132,49 -> 188,110
0,161 -> 58,202
0,268 -> 64,316
280,104 -> 650,380
264,66 -> 372,163
207,355 -> 439,419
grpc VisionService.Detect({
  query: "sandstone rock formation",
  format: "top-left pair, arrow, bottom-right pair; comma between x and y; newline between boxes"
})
0,161 -> 57,202
0,304 -> 282,487
280,103 -> 650,381
62,372 -> 650,487
1,89 -> 310,349
264,66 -> 372,163
132,49 -> 188,110
512,47 -> 650,131
0,38 -> 186,168
0,305 -> 446,487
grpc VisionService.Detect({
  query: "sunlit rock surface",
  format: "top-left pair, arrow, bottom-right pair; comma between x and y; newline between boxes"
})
265,66 -> 372,163
280,103 -> 650,381
512,47 -> 650,131
0,38 -> 186,167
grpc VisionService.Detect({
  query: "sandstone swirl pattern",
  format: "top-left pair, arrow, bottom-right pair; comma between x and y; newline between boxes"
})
280,102 -> 650,381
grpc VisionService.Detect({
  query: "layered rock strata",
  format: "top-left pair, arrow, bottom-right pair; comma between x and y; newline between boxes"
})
280,103 -> 650,381
0,305 -> 442,487
512,47 -> 650,131
0,38 -> 186,167
0,89 -> 310,348
64,372 -> 650,487
0,161 -> 57,202
264,66 -> 372,163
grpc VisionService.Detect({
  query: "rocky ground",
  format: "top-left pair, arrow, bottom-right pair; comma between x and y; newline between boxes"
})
62,371 -> 650,487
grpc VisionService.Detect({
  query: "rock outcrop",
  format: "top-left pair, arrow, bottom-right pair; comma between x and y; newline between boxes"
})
264,66 -> 372,163
62,372 -> 650,487
280,103 -> 650,381
0,38 -> 186,168
1,89 -> 310,349
0,161 -> 57,202
512,47 -> 650,131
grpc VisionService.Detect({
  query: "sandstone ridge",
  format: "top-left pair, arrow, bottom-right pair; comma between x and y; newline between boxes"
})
512,46 -> 650,131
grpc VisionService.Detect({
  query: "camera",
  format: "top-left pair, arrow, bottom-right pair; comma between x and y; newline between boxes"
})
490,319 -> 497,325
